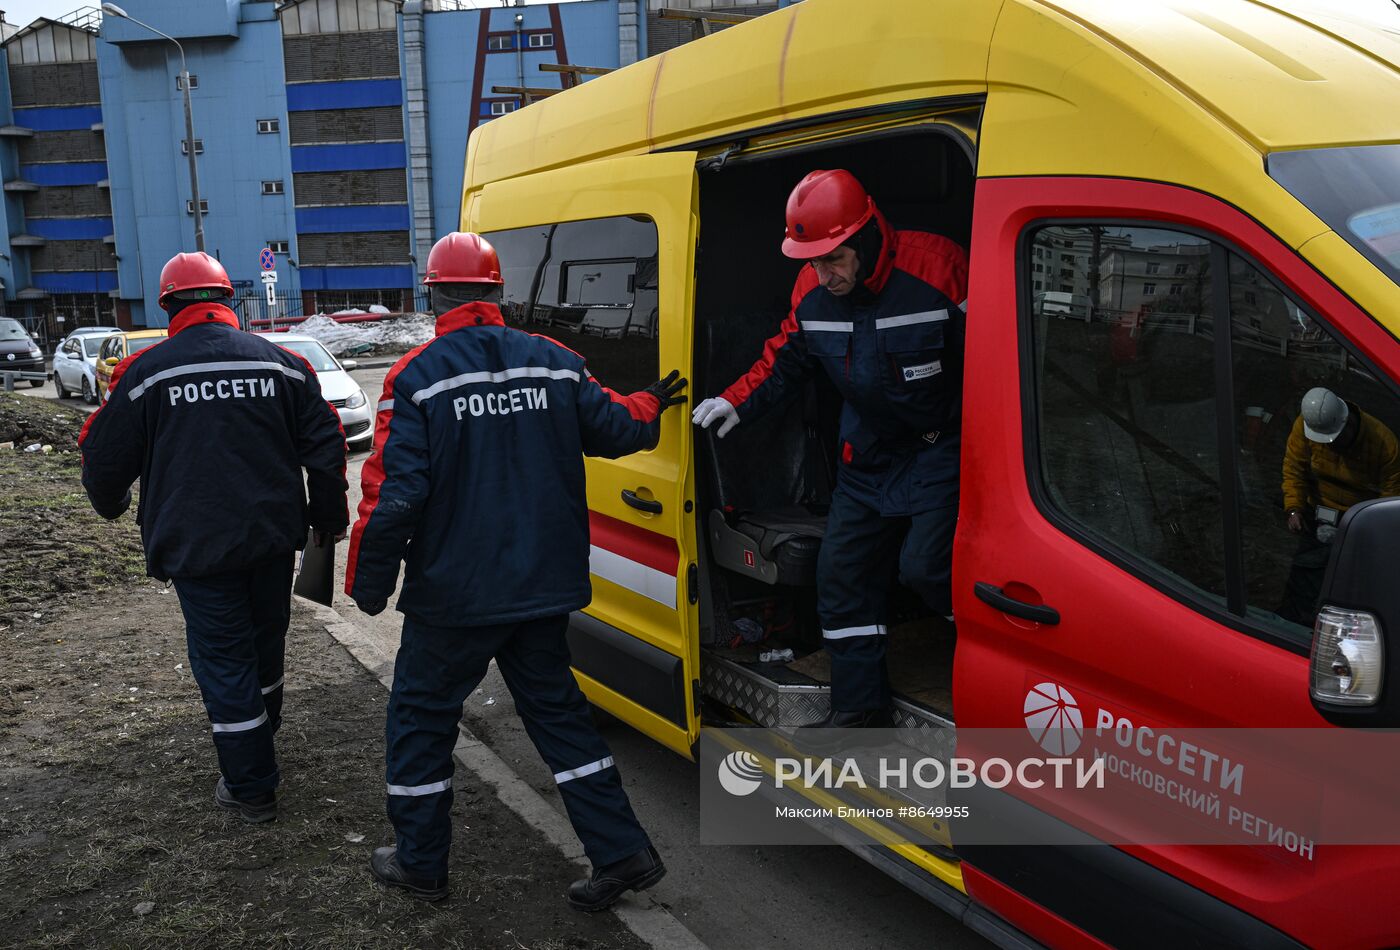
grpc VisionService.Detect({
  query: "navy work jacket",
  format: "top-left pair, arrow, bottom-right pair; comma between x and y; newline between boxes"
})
720,217 -> 969,515
346,302 -> 665,627
79,304 -> 349,579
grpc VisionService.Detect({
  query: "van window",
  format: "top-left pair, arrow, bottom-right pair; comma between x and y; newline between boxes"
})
483,216 -> 660,395
1029,223 -> 1400,646
1030,225 -> 1226,603
1229,252 -> 1400,638
1267,144 -> 1400,290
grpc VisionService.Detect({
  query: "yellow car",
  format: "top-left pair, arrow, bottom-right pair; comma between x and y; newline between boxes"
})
94,329 -> 168,403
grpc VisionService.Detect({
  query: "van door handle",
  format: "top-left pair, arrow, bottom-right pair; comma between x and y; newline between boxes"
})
974,582 -> 1060,625
621,489 -> 662,514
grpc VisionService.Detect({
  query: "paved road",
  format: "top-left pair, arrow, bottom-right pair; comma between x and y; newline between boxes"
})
23,361 -> 988,950
336,364 -> 987,950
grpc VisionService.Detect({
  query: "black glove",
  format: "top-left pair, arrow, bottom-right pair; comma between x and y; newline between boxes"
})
312,528 -> 346,548
646,370 -> 688,412
355,598 -> 387,617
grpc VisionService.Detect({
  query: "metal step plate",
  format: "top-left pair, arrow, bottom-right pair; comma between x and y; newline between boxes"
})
702,651 -> 954,736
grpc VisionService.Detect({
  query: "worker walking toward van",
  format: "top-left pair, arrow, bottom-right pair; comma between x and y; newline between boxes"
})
347,232 -> 686,906
1278,386 -> 1400,623
79,251 -> 349,823
693,169 -> 968,732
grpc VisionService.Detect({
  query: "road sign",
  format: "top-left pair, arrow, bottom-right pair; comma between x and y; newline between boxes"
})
261,270 -> 279,283
265,281 -> 276,307
260,247 -> 276,271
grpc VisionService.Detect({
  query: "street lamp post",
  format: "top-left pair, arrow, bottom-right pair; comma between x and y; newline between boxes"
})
100,3 -> 205,253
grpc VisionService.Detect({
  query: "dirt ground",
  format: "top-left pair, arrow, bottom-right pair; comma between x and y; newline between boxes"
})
0,397 -> 646,949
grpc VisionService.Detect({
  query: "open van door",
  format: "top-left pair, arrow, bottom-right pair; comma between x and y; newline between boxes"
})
469,152 -> 702,757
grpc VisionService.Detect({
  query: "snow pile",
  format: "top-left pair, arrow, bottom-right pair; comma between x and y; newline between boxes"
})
289,312 -> 431,356
293,313 -> 435,356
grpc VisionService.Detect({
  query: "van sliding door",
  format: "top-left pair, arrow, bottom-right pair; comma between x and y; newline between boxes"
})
470,153 -> 702,757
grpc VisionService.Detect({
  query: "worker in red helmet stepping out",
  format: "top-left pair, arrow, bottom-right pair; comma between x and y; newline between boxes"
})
347,232 -> 687,906
693,169 -> 969,742
79,251 -> 349,823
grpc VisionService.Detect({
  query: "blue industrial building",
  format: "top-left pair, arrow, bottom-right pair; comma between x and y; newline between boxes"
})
0,0 -> 791,337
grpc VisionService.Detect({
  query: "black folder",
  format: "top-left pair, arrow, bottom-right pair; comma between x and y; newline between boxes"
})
294,534 -> 335,606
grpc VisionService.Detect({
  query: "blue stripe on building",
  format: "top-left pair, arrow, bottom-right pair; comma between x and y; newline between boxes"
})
295,205 -> 410,233
33,271 -> 119,293
298,265 -> 416,290
21,163 -> 108,186
290,142 -> 405,173
26,217 -> 115,240
12,105 -> 104,131
285,79 -> 404,112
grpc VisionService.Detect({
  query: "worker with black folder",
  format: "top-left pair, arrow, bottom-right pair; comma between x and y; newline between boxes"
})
80,251 -> 349,825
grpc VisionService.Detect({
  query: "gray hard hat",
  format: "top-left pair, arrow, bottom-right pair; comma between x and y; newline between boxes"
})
1301,387 -> 1349,443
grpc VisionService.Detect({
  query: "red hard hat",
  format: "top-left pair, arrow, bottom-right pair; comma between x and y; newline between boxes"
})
158,251 -> 233,306
424,232 -> 503,285
781,169 -> 876,259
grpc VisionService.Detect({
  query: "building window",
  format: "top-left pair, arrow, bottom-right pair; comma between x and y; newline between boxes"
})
267,240 -> 290,255
1147,262 -> 1160,274
487,35 -> 512,50
186,199 -> 209,214
484,215 -> 661,394
1143,282 -> 1157,295
489,101 -> 516,116
1175,262 -> 1188,275
1060,253 -> 1074,263
181,139 -> 204,155
175,74 -> 199,90
1169,284 -> 1184,295
261,180 -> 285,196
257,118 -> 280,134
528,33 -> 554,48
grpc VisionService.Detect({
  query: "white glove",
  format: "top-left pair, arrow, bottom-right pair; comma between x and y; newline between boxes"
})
691,397 -> 740,438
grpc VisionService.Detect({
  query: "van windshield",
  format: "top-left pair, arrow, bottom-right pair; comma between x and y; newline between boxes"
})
1268,144 -> 1400,290
0,318 -> 28,341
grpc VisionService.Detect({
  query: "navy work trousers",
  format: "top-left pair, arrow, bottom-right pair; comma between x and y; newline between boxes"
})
385,613 -> 650,879
816,481 -> 958,712
172,552 -> 293,799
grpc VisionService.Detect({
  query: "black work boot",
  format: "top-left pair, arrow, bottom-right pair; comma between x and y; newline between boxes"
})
795,707 -> 894,752
370,846 -> 449,902
214,776 -> 277,824
567,845 -> 666,912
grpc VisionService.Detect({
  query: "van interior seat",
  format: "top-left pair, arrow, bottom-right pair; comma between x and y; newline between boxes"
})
709,504 -> 827,587
699,297 -> 843,586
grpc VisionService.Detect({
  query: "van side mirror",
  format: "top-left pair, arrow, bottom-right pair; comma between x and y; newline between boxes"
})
1309,497 -> 1400,726
104,357 -> 119,367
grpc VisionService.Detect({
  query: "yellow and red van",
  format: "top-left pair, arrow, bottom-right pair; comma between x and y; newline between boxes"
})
461,1 -> 1400,946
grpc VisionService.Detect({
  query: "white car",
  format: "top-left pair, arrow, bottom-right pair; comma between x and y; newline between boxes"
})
268,333 -> 374,449
53,326 -> 120,404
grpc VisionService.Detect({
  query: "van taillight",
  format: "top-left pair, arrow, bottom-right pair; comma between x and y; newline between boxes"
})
1310,606 -> 1384,706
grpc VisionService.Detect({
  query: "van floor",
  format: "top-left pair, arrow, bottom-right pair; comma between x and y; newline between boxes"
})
707,617 -> 956,721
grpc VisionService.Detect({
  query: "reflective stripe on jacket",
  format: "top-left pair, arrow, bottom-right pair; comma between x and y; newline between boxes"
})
345,301 -> 664,626
79,303 -> 348,579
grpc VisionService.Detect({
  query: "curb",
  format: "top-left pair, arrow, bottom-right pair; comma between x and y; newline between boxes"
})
307,601 -> 709,950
